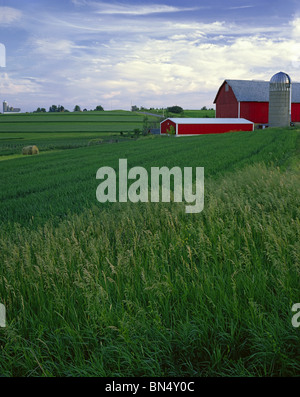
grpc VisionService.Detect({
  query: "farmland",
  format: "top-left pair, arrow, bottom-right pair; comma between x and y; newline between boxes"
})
0,111 -> 158,156
0,111 -> 299,377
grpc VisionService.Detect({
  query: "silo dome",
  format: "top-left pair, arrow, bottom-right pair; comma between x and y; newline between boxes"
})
270,72 -> 291,90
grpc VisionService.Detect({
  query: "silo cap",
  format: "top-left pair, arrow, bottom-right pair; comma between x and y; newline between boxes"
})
270,71 -> 291,84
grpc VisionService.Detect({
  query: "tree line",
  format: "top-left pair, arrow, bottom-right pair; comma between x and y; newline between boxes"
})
33,105 -> 104,113
132,105 -> 213,115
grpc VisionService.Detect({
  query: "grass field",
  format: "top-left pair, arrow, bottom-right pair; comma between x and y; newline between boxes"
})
0,111 -> 299,377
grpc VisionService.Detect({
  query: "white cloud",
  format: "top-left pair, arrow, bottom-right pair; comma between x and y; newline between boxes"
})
0,7 -> 22,24
229,5 -> 254,10
291,17 -> 300,36
71,1 -> 200,15
0,73 -> 41,95
29,38 -> 84,58
29,31 -> 299,109
94,3 -> 199,15
4,4 -> 300,110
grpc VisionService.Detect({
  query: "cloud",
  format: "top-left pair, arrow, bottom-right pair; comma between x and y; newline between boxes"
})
4,3 -> 300,111
0,73 -> 41,95
26,31 -> 298,110
71,1 -> 200,15
29,38 -> 86,58
289,17 -> 300,68
290,16 -> 300,38
94,2 -> 199,15
0,7 -> 22,24
228,5 -> 254,10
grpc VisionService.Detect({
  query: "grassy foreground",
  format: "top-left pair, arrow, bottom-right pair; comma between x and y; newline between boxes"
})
0,121 -> 299,376
0,156 -> 300,375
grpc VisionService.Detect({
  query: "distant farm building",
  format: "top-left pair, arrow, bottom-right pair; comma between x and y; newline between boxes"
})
214,78 -> 300,124
160,118 -> 254,136
3,100 -> 21,113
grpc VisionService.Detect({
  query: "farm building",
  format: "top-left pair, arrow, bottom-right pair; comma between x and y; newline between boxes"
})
160,118 -> 254,136
214,79 -> 300,124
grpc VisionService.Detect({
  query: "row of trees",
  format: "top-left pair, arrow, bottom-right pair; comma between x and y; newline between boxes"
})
34,105 -> 104,113
132,105 -> 213,114
131,105 -> 183,113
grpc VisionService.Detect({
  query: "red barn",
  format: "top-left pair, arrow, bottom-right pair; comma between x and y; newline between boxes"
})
214,79 -> 300,124
160,118 -> 254,136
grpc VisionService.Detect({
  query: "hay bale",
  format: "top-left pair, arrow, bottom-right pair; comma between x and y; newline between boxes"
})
88,139 -> 103,146
22,145 -> 39,155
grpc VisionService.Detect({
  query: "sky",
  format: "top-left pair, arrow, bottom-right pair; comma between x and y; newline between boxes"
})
0,0 -> 300,112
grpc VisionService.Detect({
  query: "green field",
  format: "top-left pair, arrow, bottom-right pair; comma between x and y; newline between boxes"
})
137,108 -> 215,118
0,111 -> 299,377
0,111 -> 159,157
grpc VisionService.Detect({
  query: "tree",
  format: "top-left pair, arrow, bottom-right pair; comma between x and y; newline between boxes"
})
74,105 -> 81,112
167,105 -> 183,114
34,107 -> 46,113
48,104 -> 66,112
49,105 -> 58,113
94,105 -> 104,111
166,125 -> 176,135
142,116 -> 149,134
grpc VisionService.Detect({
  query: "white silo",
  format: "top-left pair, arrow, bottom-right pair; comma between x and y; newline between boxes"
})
268,72 -> 291,127
3,101 -> 8,113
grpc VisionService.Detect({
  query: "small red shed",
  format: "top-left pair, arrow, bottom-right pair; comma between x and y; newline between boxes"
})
160,118 -> 254,136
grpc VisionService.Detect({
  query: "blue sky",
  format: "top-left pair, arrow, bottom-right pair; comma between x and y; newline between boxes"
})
0,0 -> 300,111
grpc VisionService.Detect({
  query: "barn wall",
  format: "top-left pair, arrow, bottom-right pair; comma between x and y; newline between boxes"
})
291,103 -> 300,122
239,102 -> 300,123
160,119 -> 177,134
240,102 -> 269,124
178,123 -> 253,135
215,83 -> 238,118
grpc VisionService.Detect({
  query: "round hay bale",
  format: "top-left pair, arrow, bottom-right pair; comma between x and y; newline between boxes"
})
22,145 -> 39,155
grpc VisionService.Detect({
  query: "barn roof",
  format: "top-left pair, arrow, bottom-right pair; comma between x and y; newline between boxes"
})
214,79 -> 300,103
162,118 -> 253,124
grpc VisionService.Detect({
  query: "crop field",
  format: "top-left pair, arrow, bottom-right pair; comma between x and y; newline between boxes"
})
0,111 -> 158,156
0,112 -> 299,377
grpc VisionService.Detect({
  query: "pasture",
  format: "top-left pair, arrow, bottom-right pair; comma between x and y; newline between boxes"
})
0,111 -> 299,377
